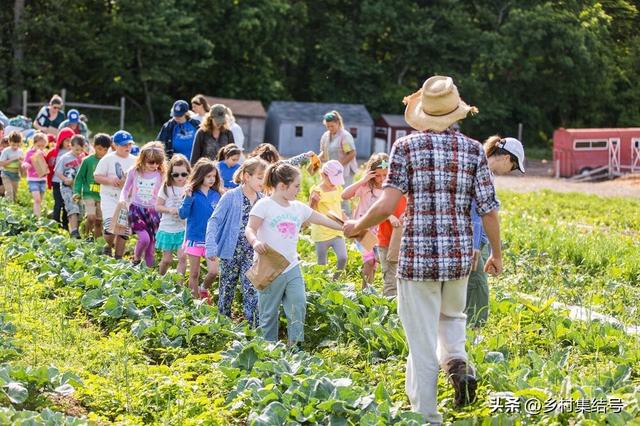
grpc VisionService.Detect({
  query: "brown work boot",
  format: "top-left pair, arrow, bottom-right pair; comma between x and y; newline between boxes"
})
445,358 -> 477,407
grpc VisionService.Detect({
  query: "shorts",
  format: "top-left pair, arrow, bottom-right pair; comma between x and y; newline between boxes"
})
156,230 -> 185,251
355,241 -> 377,264
103,217 -> 130,238
1,171 -> 20,182
182,240 -> 206,257
60,185 -> 81,215
83,199 -> 103,220
27,180 -> 47,194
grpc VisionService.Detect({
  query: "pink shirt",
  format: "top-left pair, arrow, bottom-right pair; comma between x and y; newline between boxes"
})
352,184 -> 383,221
22,148 -> 47,181
119,168 -> 162,208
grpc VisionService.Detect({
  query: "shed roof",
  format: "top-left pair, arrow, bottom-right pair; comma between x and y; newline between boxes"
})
380,114 -> 411,128
203,96 -> 267,118
268,101 -> 373,125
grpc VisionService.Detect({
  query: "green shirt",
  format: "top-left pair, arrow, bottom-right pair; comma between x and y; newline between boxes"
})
73,154 -> 101,200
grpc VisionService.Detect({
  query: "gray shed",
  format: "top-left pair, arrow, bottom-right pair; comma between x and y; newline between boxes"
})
204,96 -> 267,152
265,102 -> 374,159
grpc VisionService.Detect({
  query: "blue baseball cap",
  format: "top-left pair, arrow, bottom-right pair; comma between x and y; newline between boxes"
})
170,100 -> 189,118
112,130 -> 134,146
130,145 -> 140,156
67,109 -> 80,124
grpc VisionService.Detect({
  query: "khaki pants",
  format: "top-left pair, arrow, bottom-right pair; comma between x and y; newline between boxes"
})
377,246 -> 398,297
397,277 -> 469,425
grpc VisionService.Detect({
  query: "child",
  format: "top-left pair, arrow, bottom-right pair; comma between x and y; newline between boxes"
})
156,154 -> 191,275
206,157 -> 268,325
119,141 -> 165,267
248,143 -> 314,167
46,127 -> 75,228
342,153 -> 389,287
73,133 -> 111,241
55,135 -> 87,238
0,131 -> 25,202
0,136 -> 7,197
216,143 -> 242,190
93,130 -> 136,259
22,132 -> 49,216
179,158 -> 222,298
376,196 -> 407,297
309,160 -> 348,274
245,162 -> 342,345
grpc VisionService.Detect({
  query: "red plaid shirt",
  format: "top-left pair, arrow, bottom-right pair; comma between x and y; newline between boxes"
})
384,129 -> 499,282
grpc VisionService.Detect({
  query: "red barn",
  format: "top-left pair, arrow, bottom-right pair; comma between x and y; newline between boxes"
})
375,114 -> 415,152
553,128 -> 640,178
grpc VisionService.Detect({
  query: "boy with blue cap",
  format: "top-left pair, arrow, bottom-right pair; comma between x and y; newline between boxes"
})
157,100 -> 200,160
58,109 -> 89,138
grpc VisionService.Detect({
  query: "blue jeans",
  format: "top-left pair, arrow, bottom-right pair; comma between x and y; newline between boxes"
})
258,265 -> 306,343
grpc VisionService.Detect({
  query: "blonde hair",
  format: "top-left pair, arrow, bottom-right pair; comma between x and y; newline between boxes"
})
264,161 -> 300,191
134,141 -> 167,174
364,152 -> 389,190
233,156 -> 268,184
32,132 -> 48,146
162,153 -> 191,195
200,109 -> 230,133
323,110 -> 344,129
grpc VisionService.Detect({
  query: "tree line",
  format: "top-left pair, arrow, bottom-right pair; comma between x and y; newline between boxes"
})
1,0 -> 638,145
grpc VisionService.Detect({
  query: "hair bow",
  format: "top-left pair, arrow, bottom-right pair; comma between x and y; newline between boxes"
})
379,160 -> 389,169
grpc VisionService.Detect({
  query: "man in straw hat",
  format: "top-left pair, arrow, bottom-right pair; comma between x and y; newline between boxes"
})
344,75 -> 502,424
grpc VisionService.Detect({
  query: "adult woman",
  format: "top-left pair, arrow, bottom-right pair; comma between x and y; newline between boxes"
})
34,94 -> 66,136
190,104 -> 235,165
466,135 -> 525,328
319,110 -> 357,212
157,100 -> 201,160
190,94 -> 210,122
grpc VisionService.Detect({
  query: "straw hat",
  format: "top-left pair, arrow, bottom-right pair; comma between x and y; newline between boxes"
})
403,75 -> 478,132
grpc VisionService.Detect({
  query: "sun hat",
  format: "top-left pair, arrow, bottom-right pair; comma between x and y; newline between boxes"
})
67,109 -> 80,124
498,137 -> 526,173
171,100 -> 190,118
210,104 -> 228,126
112,130 -> 134,146
403,75 -> 478,132
321,160 -> 345,186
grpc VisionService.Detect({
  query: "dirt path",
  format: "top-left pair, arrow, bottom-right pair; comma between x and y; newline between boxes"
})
494,160 -> 640,198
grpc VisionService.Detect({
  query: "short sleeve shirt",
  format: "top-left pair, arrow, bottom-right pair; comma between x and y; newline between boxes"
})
158,185 -> 186,233
250,198 -> 313,273
309,184 -> 344,242
384,130 -> 500,282
94,152 -> 136,218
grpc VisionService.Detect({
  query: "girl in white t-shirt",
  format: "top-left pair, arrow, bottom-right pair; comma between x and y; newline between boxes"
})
156,154 -> 191,275
245,162 -> 342,345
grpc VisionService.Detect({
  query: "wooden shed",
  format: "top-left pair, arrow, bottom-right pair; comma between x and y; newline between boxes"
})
264,101 -> 374,159
203,96 -> 267,152
553,128 -> 640,178
375,114 -> 414,152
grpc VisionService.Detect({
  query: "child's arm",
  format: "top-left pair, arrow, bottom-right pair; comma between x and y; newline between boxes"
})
22,150 -> 33,171
119,169 -> 136,203
73,160 -> 87,198
308,211 -> 342,231
309,189 -> 320,210
341,170 -> 376,200
245,215 -> 267,254
205,193 -> 230,259
178,191 -> 193,220
155,193 -> 177,215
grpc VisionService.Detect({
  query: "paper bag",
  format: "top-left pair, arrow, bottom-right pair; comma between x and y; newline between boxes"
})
245,244 -> 290,290
306,153 -> 321,175
386,225 -> 403,262
31,152 -> 49,178
327,211 -> 376,252
109,201 -> 129,235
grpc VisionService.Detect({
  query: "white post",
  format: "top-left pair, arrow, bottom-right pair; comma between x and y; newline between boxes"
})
61,88 -> 66,105
119,96 -> 126,129
22,90 -> 27,116
555,159 -> 560,179
518,122 -> 523,142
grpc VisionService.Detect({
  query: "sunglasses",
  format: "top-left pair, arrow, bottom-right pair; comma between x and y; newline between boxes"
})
171,172 -> 189,178
146,160 -> 160,165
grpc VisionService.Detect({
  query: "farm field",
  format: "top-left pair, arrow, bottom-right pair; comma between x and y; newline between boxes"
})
1,186 -> 640,425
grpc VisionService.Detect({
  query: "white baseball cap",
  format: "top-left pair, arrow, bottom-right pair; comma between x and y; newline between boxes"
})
498,137 -> 525,173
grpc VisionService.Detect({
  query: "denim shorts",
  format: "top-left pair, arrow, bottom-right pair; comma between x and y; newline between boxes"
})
27,180 -> 47,194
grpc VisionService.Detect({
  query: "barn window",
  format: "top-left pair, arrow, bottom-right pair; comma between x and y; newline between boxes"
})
295,126 -> 303,137
349,127 -> 358,138
573,139 -> 608,150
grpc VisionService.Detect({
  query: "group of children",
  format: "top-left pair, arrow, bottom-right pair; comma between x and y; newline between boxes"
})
0,123 -> 404,346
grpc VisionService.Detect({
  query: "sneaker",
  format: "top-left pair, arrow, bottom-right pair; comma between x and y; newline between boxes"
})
85,236 -> 94,243
445,358 -> 477,407
102,246 -> 112,257
70,230 -> 81,239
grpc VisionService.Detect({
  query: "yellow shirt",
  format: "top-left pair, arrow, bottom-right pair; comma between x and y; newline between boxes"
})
310,184 -> 344,242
